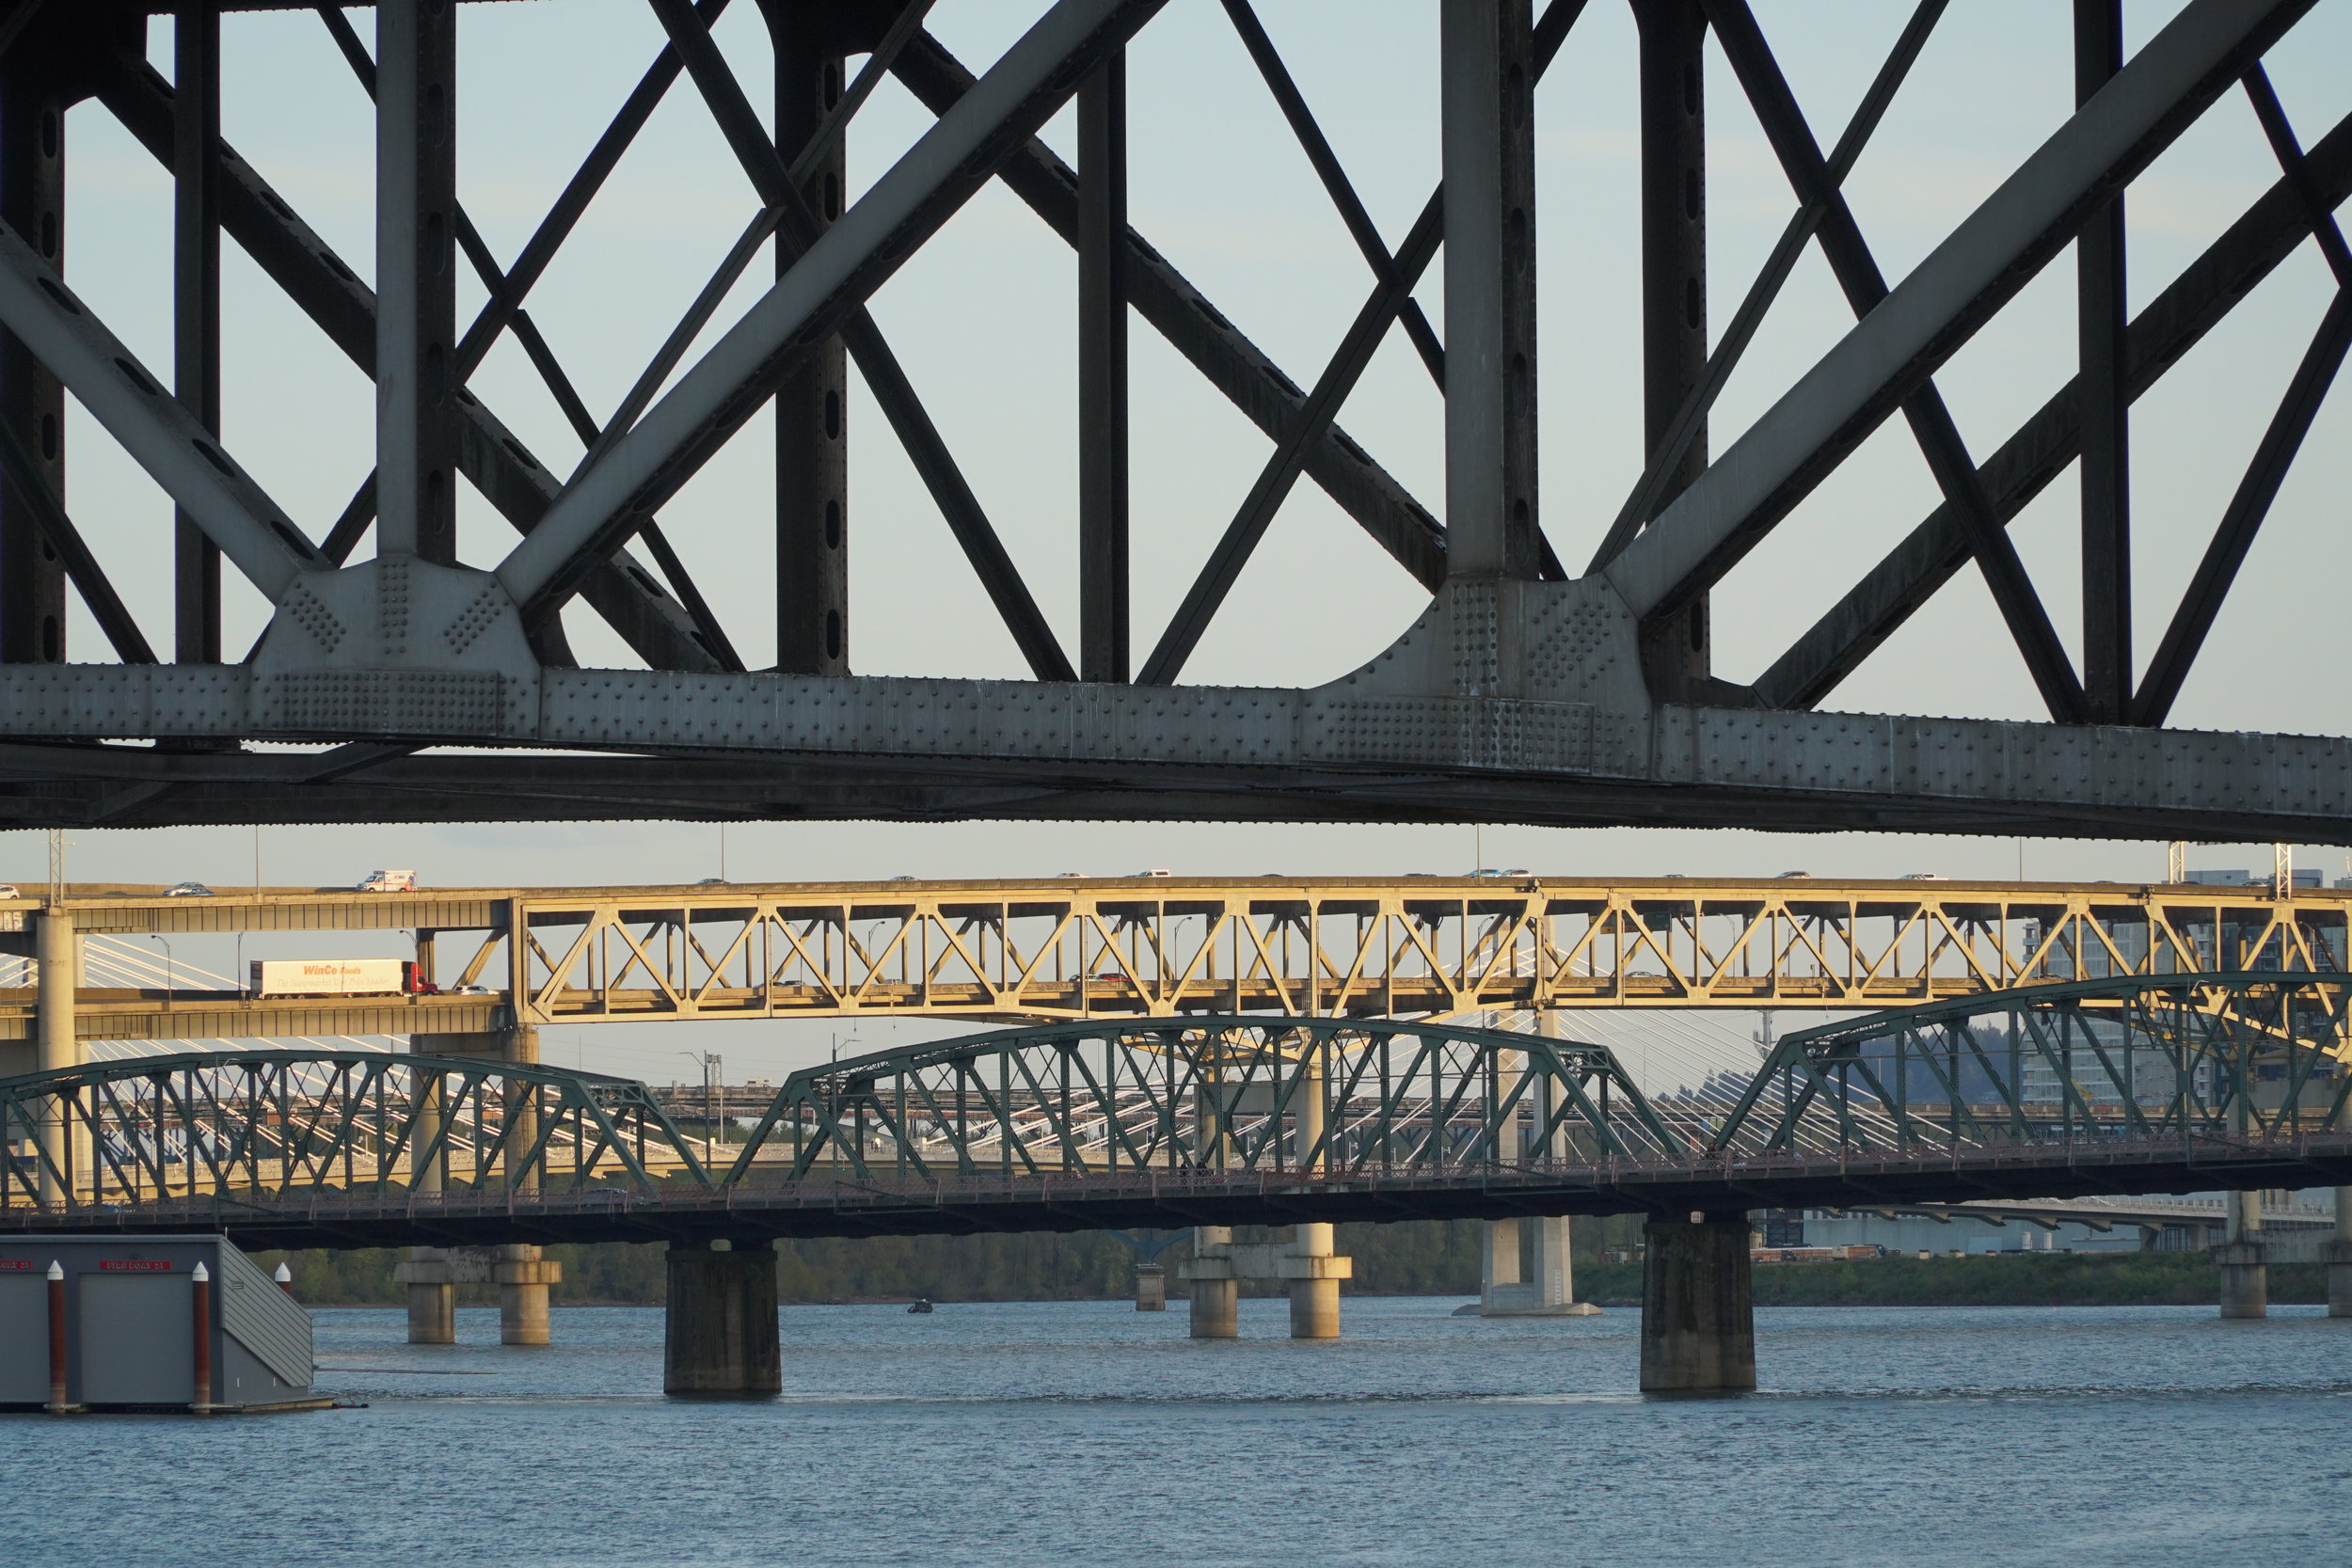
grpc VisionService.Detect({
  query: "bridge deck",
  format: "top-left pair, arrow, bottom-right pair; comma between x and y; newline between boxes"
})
10,1134 -> 2346,1250
8,877 -> 2344,1039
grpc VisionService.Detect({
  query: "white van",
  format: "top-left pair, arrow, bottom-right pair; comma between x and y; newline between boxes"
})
355,869 -> 418,892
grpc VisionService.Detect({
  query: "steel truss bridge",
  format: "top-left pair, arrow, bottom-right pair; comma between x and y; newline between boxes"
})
0,1 -> 2340,839
0,875 -> 2345,1051
4,973 -> 2346,1248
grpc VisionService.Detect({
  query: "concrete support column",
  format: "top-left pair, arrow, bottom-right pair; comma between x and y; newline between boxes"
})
1134,1263 -> 1166,1311
1482,1216 -> 1520,1303
498,1026 -> 556,1345
1283,1038 -> 1343,1338
1483,1214 -> 1592,1315
2217,1188 -> 2266,1320
398,1063 -> 453,1343
1639,1212 -> 1755,1393
1181,1226 -> 1237,1339
2328,1186 -> 2352,1319
664,1241 -> 780,1396
1527,1214 -> 1575,1309
35,909 -> 75,1203
497,1246 -> 558,1346
1285,1223 -> 1343,1340
394,1247 -> 454,1344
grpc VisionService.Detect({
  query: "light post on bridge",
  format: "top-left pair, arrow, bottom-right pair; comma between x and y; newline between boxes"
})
146,934 -> 173,1009
678,1050 -> 722,1159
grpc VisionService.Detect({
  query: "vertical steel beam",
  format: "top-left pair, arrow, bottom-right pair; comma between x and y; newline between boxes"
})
1635,0 -> 1708,698
769,8 -> 849,675
0,36 -> 67,662
174,0 -> 222,662
375,0 -> 458,565
1441,0 -> 1539,580
2076,0 -> 2130,721
1076,52 -> 1128,682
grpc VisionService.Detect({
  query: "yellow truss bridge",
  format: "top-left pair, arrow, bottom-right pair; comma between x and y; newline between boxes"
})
0,875 -> 2342,1051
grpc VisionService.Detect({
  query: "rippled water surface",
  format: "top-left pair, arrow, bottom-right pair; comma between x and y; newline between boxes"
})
8,1297 -> 2352,1565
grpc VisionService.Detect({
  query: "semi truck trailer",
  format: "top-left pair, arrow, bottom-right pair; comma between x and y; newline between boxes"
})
247,958 -> 434,997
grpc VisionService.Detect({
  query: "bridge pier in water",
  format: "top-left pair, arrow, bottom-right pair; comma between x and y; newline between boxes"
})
411,1026 -> 562,1345
1181,1227 -> 1239,1338
1286,1224 -> 1343,1339
1639,1212 -> 1755,1393
1180,1226 -> 1350,1338
396,1249 -> 455,1344
2331,1187 -> 2352,1320
664,1241 -> 781,1396
2217,1190 -> 2267,1321
33,911 -> 79,1203
1481,1217 -> 1595,1317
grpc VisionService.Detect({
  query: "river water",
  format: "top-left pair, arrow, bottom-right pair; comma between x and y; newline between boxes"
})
7,1297 -> 2349,1565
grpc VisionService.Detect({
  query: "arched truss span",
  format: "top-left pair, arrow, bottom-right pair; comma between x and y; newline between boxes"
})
0,1050 -> 710,1209
725,1016 -> 1687,1182
1709,972 -> 2352,1154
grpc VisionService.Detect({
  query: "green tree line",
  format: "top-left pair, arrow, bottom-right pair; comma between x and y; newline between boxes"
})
248,1219 -> 1508,1307
246,1215 -> 2309,1310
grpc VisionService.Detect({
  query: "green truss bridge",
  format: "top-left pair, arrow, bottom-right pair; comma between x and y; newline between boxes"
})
5,974 -> 2348,1391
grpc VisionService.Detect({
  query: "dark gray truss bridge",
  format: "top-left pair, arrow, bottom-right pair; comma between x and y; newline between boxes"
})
0,1 -> 2344,837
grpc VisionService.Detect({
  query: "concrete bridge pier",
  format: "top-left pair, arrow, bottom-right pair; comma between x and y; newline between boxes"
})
1134,1263 -> 1166,1310
413,1026 -> 562,1344
393,1070 -> 454,1342
1284,1223 -> 1345,1339
2217,1189 -> 2266,1320
498,1246 -> 560,1345
35,910 -> 80,1203
1180,1227 -> 1238,1338
396,1248 -> 456,1343
1639,1212 -> 1756,1393
1481,1216 -> 1597,1316
664,1240 -> 780,1396
2329,1186 -> 2352,1320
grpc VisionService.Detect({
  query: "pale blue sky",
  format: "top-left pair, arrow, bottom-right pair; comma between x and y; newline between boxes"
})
23,1 -> 2352,1080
